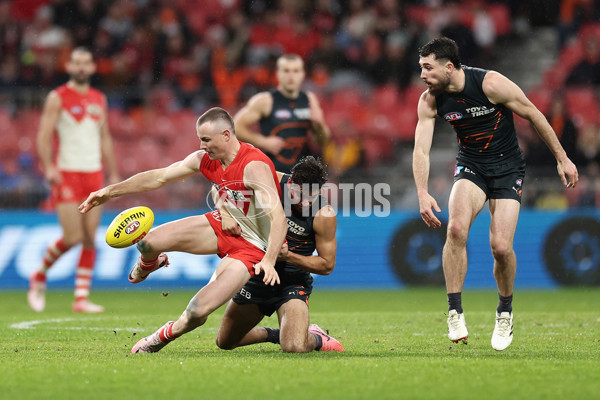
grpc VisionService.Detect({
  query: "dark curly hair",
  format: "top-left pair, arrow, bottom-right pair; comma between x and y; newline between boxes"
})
419,37 -> 462,69
290,156 -> 328,187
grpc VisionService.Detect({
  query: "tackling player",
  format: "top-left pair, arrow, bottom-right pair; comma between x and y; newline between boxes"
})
215,156 -> 343,352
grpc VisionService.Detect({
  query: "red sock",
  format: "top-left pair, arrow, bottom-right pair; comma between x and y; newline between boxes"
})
40,238 -> 70,273
74,248 -> 96,302
158,322 -> 181,343
139,255 -> 159,271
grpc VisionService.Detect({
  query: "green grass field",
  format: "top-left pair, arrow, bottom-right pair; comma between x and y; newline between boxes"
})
1,288 -> 598,400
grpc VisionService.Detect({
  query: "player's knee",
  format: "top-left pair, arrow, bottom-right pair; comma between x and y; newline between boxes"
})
181,306 -> 209,328
136,238 -> 154,254
446,222 -> 468,245
62,235 -> 83,248
280,337 -> 310,353
491,241 -> 513,261
215,335 -> 236,350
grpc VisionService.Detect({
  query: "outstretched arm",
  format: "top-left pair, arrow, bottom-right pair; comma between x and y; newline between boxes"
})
413,90 -> 442,228
483,71 -> 579,188
244,161 -> 287,286
79,151 -> 204,213
285,205 -> 337,275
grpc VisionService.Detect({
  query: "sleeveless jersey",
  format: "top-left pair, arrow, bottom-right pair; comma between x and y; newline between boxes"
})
55,84 -> 106,172
259,89 -> 312,173
435,66 -> 523,167
200,142 -> 280,251
276,173 -> 327,278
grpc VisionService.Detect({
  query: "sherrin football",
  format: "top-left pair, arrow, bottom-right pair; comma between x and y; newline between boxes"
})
105,206 -> 154,248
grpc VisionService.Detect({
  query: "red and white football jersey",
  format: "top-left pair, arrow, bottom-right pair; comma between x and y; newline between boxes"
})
54,84 -> 106,172
200,142 -> 280,251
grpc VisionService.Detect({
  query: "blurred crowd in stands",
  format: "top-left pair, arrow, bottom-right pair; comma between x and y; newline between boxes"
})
1,0 -> 599,209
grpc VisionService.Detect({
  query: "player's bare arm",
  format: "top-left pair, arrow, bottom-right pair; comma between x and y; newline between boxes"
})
286,205 -> 337,275
37,91 -> 62,185
99,99 -> 120,185
244,161 -> 287,286
79,151 -> 203,213
307,92 -> 331,146
483,71 -> 579,188
413,91 -> 442,228
234,93 -> 284,154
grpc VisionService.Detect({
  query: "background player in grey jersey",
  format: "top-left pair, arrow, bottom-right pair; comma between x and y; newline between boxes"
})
413,37 -> 578,351
234,54 -> 331,173
215,156 -> 343,352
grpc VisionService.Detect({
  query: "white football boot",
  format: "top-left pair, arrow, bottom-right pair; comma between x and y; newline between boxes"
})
447,309 -> 468,344
27,272 -> 47,312
491,311 -> 513,351
72,299 -> 105,313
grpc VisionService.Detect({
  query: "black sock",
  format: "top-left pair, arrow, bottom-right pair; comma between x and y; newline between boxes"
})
447,292 -> 463,314
497,293 -> 513,314
264,327 -> 280,344
312,332 -> 323,350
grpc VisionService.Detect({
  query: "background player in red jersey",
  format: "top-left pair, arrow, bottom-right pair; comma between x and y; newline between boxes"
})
413,37 -> 579,351
79,107 -> 288,354
234,54 -> 331,173
28,47 -> 120,313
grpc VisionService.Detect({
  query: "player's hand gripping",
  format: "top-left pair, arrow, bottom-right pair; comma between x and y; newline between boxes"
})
253,261 -> 280,286
220,212 -> 242,236
418,192 -> 442,228
277,241 -> 289,262
79,188 -> 111,214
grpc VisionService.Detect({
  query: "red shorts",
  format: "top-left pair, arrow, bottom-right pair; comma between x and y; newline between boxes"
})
51,170 -> 104,204
205,210 -> 266,276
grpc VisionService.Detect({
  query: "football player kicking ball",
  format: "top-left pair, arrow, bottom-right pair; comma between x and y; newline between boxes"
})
216,156 -> 343,352
79,107 -> 287,354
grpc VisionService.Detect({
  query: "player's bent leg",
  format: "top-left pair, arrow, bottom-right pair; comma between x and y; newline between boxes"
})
139,215 -> 220,256
277,299 -> 313,353
131,258 -> 253,354
175,258 -> 251,334
128,215 -> 220,284
216,301 -> 265,350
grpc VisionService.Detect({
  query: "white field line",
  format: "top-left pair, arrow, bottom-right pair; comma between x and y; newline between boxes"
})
9,317 -> 137,332
8,317 -> 219,333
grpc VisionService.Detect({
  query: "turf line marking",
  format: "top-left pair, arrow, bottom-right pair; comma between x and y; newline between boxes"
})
8,317 -> 137,332
10,318 -> 79,330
